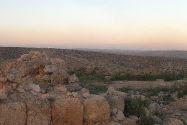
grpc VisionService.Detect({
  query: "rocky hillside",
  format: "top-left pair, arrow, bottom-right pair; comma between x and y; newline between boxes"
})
0,51 -> 186,125
89,49 -> 187,60
0,47 -> 187,81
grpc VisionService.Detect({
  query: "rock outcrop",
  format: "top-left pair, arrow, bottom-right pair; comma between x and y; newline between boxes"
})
0,51 -> 122,125
84,96 -> 110,125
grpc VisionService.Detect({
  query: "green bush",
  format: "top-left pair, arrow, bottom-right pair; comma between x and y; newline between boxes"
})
124,97 -> 150,117
124,97 -> 154,125
124,97 -> 155,125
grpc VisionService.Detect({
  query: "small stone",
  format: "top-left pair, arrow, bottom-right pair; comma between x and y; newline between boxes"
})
68,74 -> 79,83
82,92 -> 90,98
44,65 -> 57,73
112,108 -> 118,115
29,83 -> 41,93
116,110 -> 125,121
55,85 -> 67,93
72,92 -> 78,97
40,93 -> 50,99
66,83 -> 82,92
17,87 -> 25,93
67,92 -> 72,96
81,88 -> 90,98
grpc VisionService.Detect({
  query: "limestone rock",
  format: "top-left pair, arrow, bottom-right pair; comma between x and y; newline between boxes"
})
149,102 -> 161,114
0,102 -> 27,125
52,97 -> 83,125
29,83 -> 41,93
44,64 -> 57,73
68,74 -> 79,83
81,88 -> 90,98
84,95 -> 110,125
116,110 -> 125,121
66,82 -> 82,92
106,87 -> 125,112
26,100 -> 51,125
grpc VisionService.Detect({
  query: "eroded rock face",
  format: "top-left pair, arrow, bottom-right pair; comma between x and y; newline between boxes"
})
52,97 -> 83,125
26,99 -> 51,125
0,102 -> 27,125
84,96 -> 110,125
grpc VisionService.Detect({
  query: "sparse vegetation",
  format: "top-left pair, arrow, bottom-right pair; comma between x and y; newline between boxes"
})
82,83 -> 107,94
76,72 -> 108,83
124,97 -> 154,125
111,72 -> 186,81
119,84 -> 187,105
124,97 -> 150,117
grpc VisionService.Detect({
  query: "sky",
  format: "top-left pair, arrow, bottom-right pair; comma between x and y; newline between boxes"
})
0,0 -> 187,50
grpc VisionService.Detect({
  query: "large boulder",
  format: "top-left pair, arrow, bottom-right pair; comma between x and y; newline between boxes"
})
52,97 -> 83,125
0,102 -> 27,125
84,95 -> 110,125
149,102 -> 162,115
106,87 -> 125,112
26,100 -> 51,125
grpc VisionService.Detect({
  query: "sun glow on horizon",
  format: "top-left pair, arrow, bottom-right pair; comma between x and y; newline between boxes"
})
0,0 -> 187,50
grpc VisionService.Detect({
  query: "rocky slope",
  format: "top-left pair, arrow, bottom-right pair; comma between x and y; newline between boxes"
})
0,47 -> 187,79
0,51 -> 186,125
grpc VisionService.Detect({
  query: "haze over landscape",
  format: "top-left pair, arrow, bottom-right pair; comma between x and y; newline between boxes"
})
0,0 -> 187,50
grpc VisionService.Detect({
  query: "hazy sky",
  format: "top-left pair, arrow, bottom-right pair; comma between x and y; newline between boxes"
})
0,0 -> 187,50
